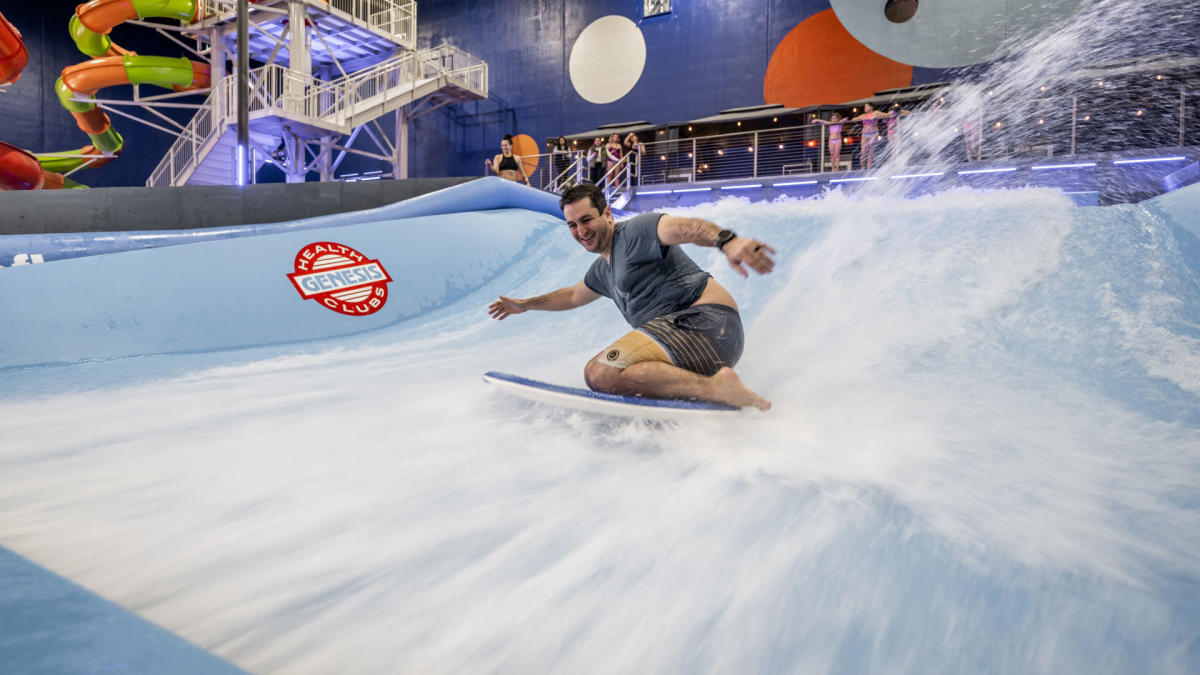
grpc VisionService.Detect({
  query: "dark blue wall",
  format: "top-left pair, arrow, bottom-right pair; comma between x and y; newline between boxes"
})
0,1 -> 975,188
410,0 -> 852,179
6,1 -> 1197,188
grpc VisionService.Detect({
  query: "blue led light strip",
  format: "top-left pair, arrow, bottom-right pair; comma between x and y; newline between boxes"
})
1112,156 -> 1187,165
891,172 -> 944,180
958,167 -> 1018,175
1031,162 -> 1097,170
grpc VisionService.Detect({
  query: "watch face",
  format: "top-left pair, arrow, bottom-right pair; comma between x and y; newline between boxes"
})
644,0 -> 671,18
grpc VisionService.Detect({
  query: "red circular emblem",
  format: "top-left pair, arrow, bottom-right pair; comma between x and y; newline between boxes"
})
287,241 -> 392,316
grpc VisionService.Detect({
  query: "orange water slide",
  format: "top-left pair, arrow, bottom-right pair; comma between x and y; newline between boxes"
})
0,10 -> 28,84
61,56 -> 210,96
51,0 -> 209,186
0,11 -> 63,190
0,142 -> 67,190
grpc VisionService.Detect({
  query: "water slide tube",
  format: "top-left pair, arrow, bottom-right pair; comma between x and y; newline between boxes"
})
47,0 -> 211,184
0,10 -> 28,85
0,12 -> 63,190
1,2 -> 210,189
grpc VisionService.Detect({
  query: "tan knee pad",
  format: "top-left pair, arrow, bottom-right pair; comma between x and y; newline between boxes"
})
595,330 -> 672,370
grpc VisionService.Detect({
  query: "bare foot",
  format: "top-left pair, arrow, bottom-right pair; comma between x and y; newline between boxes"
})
709,367 -> 771,411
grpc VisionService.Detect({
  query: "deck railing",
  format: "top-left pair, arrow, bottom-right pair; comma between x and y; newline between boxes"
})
196,0 -> 415,44
148,43 -> 486,186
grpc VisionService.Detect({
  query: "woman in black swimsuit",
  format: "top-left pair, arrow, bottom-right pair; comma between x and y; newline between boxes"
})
486,134 -> 531,185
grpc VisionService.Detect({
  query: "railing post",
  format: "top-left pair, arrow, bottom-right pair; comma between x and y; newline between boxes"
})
691,138 -> 696,182
1070,94 -> 1077,156
819,124 -> 826,173
752,131 -> 758,178
1181,84 -> 1186,147
236,0 -> 250,185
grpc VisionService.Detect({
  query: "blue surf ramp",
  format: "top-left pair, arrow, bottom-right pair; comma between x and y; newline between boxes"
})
2,182 -> 1200,674
0,180 -> 563,369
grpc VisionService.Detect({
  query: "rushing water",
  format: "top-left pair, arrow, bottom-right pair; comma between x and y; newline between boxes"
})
3,183 -> 1199,673
3,0 -> 1200,671
871,0 -> 1199,178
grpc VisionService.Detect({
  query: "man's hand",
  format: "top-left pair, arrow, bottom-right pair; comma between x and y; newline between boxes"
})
723,238 -> 776,277
488,295 -> 527,320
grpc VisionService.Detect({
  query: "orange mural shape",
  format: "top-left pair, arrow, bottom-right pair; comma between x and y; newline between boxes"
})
764,9 -> 913,109
512,134 -> 540,177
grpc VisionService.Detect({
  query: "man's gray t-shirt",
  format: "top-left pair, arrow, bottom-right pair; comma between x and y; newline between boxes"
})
583,212 -> 711,327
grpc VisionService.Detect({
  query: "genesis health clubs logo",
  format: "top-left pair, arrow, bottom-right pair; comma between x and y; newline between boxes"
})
288,241 -> 392,316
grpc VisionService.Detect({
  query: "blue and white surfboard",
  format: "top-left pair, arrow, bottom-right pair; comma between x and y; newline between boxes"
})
483,371 -> 742,421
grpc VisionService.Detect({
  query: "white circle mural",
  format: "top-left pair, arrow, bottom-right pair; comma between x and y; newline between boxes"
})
830,0 -> 1084,68
569,15 -> 646,104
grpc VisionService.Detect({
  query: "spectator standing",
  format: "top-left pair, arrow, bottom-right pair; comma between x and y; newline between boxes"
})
605,133 -> 623,177
551,136 -> 571,186
885,106 -> 911,152
587,137 -> 606,185
812,112 -> 845,171
623,132 -> 644,181
485,134 -> 531,186
850,103 -> 889,170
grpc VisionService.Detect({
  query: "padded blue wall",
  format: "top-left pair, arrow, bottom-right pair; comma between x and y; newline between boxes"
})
0,178 -> 563,369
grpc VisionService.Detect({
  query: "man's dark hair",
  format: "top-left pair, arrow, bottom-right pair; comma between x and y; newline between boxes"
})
559,183 -> 607,213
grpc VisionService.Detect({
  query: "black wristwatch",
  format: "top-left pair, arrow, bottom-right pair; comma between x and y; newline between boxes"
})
715,229 -> 738,251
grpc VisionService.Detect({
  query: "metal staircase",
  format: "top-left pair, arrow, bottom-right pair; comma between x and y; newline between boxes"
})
547,153 -> 634,208
146,0 -> 487,186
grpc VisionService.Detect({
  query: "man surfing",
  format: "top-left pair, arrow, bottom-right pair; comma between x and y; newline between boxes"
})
487,184 -> 774,411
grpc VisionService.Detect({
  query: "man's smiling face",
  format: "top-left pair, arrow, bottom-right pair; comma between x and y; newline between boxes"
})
563,198 -> 614,256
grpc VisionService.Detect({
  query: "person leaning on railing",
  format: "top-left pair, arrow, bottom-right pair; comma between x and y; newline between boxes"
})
485,133 -> 531,186
551,136 -> 571,185
587,137 -> 607,185
812,112 -> 846,171
605,133 -> 623,175
622,133 -> 644,181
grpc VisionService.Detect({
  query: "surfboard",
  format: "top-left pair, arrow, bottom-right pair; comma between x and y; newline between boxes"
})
483,371 -> 743,421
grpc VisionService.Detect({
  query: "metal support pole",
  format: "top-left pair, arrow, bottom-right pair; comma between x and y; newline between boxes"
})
691,138 -> 696,182
288,0 -> 311,118
236,0 -> 250,185
1070,95 -> 1077,156
319,136 -> 333,181
752,130 -> 758,178
1181,85 -> 1187,147
284,132 -> 304,183
819,124 -> 826,173
210,25 -> 225,122
395,106 -> 408,179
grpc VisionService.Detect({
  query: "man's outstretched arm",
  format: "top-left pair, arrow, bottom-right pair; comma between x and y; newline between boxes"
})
656,215 -> 776,277
488,280 -> 601,320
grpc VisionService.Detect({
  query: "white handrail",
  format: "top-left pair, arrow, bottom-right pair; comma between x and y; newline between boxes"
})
147,88 -> 222,187
602,154 -> 634,206
196,0 -> 415,43
149,43 -> 487,186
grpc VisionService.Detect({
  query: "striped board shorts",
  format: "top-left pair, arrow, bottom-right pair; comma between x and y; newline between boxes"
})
598,304 -> 745,377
